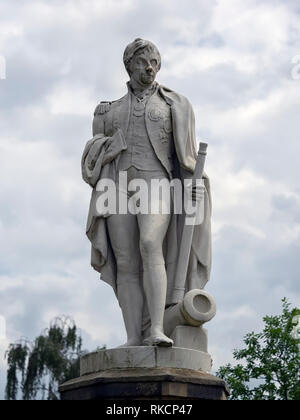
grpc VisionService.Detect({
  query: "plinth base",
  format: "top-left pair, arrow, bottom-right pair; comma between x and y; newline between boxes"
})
80,346 -> 212,376
59,367 -> 229,400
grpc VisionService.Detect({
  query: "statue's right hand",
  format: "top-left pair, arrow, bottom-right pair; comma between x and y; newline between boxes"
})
103,129 -> 125,165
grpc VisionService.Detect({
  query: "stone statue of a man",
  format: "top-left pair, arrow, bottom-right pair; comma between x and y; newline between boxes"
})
82,38 -> 212,348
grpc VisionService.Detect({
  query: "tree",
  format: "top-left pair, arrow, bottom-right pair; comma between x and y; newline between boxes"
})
217,299 -> 300,400
5,316 -> 84,400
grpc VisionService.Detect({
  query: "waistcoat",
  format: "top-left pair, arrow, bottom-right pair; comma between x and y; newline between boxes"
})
118,87 -> 174,175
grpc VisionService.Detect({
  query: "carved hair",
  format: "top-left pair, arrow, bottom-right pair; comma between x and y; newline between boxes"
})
123,38 -> 161,75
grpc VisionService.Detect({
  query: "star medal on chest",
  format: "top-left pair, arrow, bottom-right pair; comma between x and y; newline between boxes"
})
148,107 -> 161,122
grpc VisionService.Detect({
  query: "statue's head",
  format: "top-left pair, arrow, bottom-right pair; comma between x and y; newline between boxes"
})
123,38 -> 161,87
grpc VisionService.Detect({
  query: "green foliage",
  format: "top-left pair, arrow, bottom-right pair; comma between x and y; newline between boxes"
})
5,316 -> 84,400
217,299 -> 300,400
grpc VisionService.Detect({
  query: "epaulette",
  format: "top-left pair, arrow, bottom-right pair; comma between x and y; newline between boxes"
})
94,101 -> 111,116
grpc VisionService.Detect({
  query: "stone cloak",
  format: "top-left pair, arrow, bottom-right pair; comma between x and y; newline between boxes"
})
81,84 -> 212,308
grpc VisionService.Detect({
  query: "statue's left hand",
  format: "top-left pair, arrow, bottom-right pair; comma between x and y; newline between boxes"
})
192,184 -> 205,203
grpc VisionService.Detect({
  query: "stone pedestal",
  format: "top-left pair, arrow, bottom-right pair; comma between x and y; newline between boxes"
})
60,367 -> 228,400
59,347 -> 229,401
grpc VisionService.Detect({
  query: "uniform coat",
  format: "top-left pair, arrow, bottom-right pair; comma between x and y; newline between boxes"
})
82,83 -> 212,307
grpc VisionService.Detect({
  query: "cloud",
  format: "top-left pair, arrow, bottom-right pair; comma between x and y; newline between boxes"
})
1,0 -> 300,399
46,83 -> 95,117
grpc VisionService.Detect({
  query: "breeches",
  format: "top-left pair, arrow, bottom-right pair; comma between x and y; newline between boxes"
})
107,167 -> 171,286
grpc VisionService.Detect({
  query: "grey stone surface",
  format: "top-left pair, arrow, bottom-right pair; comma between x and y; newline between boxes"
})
155,347 -> 211,372
80,346 -> 212,377
80,347 -> 156,375
59,367 -> 229,400
171,326 -> 208,353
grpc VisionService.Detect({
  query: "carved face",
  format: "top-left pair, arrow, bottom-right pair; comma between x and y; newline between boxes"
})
130,48 -> 160,87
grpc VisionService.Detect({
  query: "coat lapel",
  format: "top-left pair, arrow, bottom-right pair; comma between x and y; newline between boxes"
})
144,92 -> 166,169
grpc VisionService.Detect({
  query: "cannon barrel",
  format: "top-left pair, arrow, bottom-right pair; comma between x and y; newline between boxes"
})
164,289 -> 216,337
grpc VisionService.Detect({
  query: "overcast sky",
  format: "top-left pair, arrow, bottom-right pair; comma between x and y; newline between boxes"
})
0,0 -> 300,399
